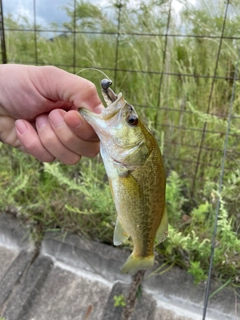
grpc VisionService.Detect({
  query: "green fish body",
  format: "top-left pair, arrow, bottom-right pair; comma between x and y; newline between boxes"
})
80,88 -> 167,275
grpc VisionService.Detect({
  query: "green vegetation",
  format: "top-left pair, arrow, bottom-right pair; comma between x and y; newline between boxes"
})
1,0 -> 240,285
113,294 -> 126,307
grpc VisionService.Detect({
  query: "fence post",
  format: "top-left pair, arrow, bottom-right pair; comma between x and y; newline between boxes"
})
0,0 -> 7,64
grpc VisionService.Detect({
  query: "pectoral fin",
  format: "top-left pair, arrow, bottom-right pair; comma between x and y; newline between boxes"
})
113,219 -> 129,246
155,206 -> 168,244
113,162 -> 130,177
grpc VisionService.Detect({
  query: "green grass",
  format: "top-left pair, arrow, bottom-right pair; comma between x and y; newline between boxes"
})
1,0 -> 240,284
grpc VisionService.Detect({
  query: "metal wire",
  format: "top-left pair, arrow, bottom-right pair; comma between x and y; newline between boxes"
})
154,0 -> 172,128
113,0 -> 122,90
191,1 -> 230,195
0,0 -> 6,63
73,0 -> 77,74
4,27 -> 240,41
33,0 -> 38,65
202,47 -> 239,320
2,56 -> 240,80
1,1 -> 240,317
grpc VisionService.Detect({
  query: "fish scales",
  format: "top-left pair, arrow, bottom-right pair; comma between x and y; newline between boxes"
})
115,134 -> 165,255
80,82 -> 167,275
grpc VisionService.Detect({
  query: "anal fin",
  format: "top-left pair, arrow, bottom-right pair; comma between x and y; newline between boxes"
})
113,219 -> 129,246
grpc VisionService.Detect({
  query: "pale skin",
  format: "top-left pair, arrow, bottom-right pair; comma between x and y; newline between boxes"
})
0,64 -> 104,164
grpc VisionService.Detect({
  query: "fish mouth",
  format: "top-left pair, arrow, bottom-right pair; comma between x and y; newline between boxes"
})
79,79 -> 131,144
101,93 -> 124,120
99,79 -> 126,120
79,79 -> 126,122
79,92 -> 125,125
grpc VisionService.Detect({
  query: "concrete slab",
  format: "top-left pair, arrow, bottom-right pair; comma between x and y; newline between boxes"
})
103,282 -> 156,320
0,212 -> 32,250
42,232 -> 132,284
144,264 -> 238,320
154,305 -> 199,320
24,263 -> 112,320
42,232 -> 239,320
2,255 -> 53,320
0,212 -> 35,316
0,250 -> 34,307
0,245 -> 18,281
0,213 -> 238,320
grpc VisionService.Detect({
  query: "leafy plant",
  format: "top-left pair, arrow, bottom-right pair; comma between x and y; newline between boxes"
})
166,171 -> 187,224
1,0 -> 240,286
188,261 -> 207,284
113,294 -> 126,307
158,171 -> 240,283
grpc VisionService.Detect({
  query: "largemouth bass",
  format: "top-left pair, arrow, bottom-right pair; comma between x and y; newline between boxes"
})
80,79 -> 167,275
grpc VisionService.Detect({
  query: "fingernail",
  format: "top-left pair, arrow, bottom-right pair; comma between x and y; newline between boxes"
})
68,114 -> 82,129
49,110 -> 65,128
15,120 -> 28,135
36,115 -> 48,129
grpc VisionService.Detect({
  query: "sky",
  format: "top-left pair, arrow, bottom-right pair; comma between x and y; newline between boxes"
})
2,0 -> 71,26
2,0 -> 197,27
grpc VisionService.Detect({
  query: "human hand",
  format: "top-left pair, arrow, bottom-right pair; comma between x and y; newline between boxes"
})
0,64 -> 104,164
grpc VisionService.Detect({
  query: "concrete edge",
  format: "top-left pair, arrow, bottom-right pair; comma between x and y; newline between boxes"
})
41,231 -> 238,320
0,213 -> 238,320
0,212 -> 33,251
0,250 -> 34,307
2,255 -> 53,320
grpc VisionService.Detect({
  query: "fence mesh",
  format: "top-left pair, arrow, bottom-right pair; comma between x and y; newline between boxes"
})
0,0 -> 6,64
1,1 -> 239,196
0,0 -> 240,316
0,1 -> 240,315
0,8 -> 239,191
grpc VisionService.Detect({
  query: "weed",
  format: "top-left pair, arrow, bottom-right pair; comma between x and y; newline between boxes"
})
113,294 -> 126,307
1,0 -> 240,285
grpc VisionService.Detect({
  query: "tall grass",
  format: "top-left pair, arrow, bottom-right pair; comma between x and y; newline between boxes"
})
1,0 -> 240,283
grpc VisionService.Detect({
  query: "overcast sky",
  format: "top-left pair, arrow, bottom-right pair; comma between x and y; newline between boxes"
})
2,0 -> 197,27
2,0 -> 71,26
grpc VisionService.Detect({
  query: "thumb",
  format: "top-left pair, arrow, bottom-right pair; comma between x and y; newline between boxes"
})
35,66 -> 104,113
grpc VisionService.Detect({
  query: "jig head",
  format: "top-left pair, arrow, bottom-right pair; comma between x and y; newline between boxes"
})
101,79 -> 118,105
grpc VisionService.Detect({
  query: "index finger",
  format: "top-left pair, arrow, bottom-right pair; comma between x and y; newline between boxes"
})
64,110 -> 99,141
35,66 -> 104,113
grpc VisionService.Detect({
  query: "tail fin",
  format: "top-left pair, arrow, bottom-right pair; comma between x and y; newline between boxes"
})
120,254 -> 154,275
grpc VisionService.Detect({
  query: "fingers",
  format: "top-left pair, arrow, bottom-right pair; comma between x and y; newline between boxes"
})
36,114 -> 81,165
51,110 -> 99,157
0,115 -> 19,147
15,120 -> 55,162
48,109 -> 100,158
15,109 -> 101,165
36,66 -> 104,113
0,113 -> 54,162
0,65 -> 104,164
63,110 -> 99,142
34,109 -> 100,164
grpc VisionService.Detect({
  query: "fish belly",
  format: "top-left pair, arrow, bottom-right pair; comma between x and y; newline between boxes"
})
101,144 -> 167,274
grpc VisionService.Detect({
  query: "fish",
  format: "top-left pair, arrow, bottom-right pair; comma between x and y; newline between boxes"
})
79,79 -> 168,275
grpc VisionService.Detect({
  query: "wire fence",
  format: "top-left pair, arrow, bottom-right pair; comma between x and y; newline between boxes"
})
0,0 -> 240,317
0,0 -> 6,64
1,1 -> 239,194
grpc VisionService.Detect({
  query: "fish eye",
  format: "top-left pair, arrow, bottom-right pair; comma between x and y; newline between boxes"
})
127,115 -> 138,126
